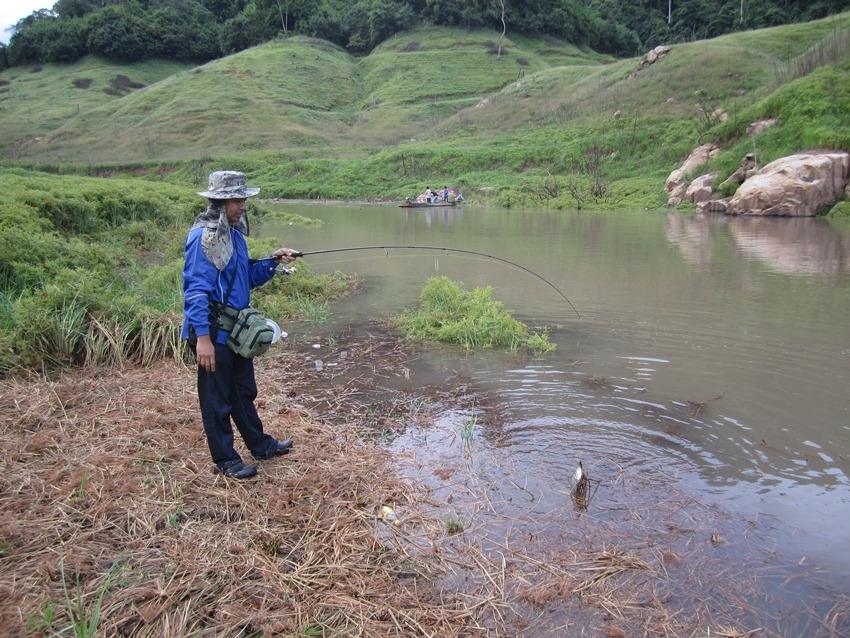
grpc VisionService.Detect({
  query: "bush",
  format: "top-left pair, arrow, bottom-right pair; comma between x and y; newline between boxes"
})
397,276 -> 555,353
86,6 -> 154,62
8,16 -> 88,64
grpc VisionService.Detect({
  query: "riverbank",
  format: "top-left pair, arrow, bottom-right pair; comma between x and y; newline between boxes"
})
2,325 -> 848,636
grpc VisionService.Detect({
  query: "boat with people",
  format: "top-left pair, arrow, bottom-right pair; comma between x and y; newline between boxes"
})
399,200 -> 457,208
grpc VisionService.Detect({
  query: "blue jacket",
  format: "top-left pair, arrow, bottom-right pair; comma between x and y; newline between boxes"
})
181,226 -> 277,345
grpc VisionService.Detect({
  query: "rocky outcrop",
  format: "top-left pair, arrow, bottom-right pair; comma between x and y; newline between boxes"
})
685,172 -> 718,204
629,45 -> 671,78
746,118 -> 778,137
719,154 -> 758,191
726,151 -> 850,216
665,143 -> 721,206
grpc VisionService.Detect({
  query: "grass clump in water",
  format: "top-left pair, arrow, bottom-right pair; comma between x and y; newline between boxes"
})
396,277 -> 555,354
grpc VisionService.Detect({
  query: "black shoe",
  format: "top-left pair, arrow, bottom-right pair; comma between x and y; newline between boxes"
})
213,459 -> 258,479
253,438 -> 294,460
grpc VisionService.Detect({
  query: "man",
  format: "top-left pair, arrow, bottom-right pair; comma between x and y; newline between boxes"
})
182,171 -> 300,479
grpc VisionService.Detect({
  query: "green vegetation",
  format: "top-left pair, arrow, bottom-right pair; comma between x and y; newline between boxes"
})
397,277 -> 556,354
0,168 -> 353,373
4,14 -> 847,213
60,558 -> 122,638
445,517 -> 465,535
9,0 -> 848,69
0,56 -> 188,160
460,414 -> 477,443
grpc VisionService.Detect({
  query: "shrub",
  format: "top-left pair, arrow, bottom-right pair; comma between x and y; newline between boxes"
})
396,276 -> 555,353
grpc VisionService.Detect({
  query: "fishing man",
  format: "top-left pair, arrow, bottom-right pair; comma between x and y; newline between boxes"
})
182,171 -> 300,479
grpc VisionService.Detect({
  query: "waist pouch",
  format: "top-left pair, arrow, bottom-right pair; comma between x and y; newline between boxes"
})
210,302 -> 274,358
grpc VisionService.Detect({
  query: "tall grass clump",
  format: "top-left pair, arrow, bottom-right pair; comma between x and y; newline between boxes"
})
396,277 -> 555,353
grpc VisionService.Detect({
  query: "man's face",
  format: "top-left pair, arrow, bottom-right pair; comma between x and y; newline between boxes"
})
224,198 -> 247,225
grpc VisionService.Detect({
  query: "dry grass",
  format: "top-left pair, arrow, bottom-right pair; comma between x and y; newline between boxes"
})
0,358 -> 474,636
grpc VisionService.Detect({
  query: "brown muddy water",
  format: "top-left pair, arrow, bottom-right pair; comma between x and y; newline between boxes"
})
263,204 -> 850,634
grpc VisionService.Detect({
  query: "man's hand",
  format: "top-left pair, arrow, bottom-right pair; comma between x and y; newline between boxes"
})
271,247 -> 302,264
196,335 -> 215,372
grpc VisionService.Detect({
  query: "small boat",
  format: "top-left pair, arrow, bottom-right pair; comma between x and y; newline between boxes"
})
399,200 -> 457,208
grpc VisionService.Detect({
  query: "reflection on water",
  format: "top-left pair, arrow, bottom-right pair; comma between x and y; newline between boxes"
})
666,211 -> 850,275
403,205 -> 465,227
264,202 -> 850,582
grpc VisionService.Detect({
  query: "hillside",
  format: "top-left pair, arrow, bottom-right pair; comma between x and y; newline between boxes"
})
1,15 -> 849,208
1,30 -> 604,163
0,57 -> 189,161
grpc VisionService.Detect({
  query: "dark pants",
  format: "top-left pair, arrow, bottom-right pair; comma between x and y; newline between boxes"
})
197,343 -> 275,466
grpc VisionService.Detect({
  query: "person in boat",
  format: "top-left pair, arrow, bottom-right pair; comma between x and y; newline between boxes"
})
182,171 -> 300,480
442,186 -> 449,202
425,186 -> 434,203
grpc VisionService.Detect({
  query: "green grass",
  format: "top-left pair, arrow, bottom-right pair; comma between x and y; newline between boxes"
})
3,15 -> 849,211
1,29 -> 601,164
0,168 -> 355,372
0,56 -> 188,160
445,517 -> 465,535
397,276 -> 555,353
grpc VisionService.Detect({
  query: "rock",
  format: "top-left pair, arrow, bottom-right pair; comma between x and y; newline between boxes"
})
613,110 -> 622,118
667,182 -> 688,207
665,143 -> 721,204
697,198 -> 730,214
719,154 -> 758,191
633,44 -> 671,75
746,118 -> 778,137
666,97 -> 675,103
686,172 -> 718,204
727,151 -> 850,216
711,107 -> 729,124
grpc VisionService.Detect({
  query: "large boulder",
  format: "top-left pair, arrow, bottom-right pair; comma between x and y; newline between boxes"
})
726,151 -> 850,216
697,198 -> 730,214
685,172 -> 718,204
665,143 -> 720,206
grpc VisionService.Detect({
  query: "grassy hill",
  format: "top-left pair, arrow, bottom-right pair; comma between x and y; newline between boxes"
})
1,15 -> 849,209
1,30 -> 603,163
0,57 -> 189,161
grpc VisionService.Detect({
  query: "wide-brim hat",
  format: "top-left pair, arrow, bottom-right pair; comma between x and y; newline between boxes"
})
197,170 -> 260,199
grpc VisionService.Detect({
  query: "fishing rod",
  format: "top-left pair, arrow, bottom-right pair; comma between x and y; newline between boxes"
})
278,245 -> 580,319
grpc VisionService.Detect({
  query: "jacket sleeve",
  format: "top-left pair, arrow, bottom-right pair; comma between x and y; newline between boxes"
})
183,231 -> 219,338
248,258 -> 278,289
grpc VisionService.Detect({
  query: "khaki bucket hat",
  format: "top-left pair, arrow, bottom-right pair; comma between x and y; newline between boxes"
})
197,170 -> 260,199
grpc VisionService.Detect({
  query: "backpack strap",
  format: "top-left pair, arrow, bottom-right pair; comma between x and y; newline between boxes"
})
208,260 -> 240,336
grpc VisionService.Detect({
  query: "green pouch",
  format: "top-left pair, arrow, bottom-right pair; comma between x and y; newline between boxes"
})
226,306 -> 274,358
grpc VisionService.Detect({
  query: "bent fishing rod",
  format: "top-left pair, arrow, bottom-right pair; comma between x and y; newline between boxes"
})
276,245 -> 580,319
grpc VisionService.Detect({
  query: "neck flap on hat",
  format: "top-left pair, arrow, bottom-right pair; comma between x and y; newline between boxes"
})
190,201 -> 249,271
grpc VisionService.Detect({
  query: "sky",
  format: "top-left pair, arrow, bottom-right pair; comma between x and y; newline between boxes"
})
1,0 -> 52,44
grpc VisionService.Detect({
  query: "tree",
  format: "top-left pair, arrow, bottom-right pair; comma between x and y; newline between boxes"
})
497,0 -> 506,57
86,6 -> 153,61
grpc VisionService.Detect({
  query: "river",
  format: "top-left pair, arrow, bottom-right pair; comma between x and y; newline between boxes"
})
263,203 -> 850,631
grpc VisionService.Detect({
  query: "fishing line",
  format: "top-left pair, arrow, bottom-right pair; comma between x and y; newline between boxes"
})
279,245 -> 581,318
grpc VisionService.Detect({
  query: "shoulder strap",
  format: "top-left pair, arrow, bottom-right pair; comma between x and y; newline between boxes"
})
221,261 -> 238,308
